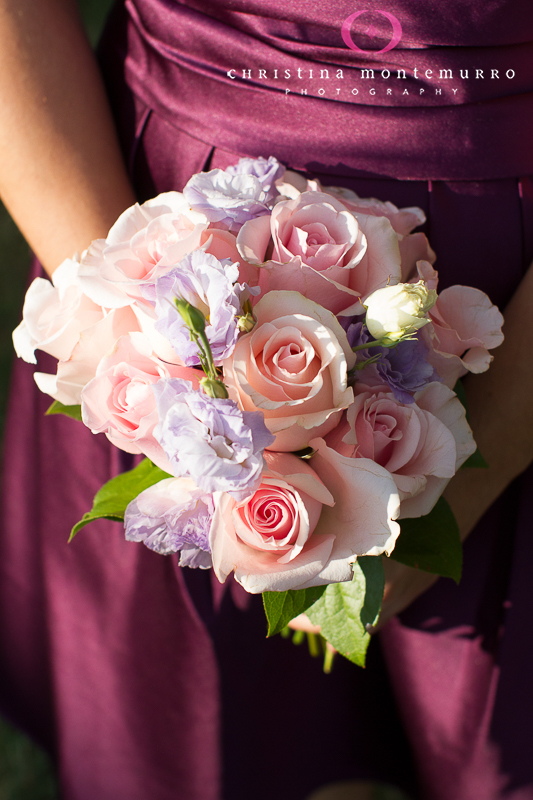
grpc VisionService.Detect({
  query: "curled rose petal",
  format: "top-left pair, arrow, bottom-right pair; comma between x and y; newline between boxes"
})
423,285 -> 504,387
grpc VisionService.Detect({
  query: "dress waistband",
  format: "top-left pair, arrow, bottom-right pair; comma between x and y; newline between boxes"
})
121,0 -> 533,181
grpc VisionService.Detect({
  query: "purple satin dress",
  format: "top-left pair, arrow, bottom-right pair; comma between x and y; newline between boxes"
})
1,2 -> 533,798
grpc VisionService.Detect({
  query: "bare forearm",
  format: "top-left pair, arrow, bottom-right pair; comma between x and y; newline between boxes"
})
0,0 -> 135,275
379,264 -> 533,626
444,261 -> 533,539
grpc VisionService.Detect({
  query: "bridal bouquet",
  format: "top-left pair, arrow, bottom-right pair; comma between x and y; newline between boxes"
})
13,156 -> 504,667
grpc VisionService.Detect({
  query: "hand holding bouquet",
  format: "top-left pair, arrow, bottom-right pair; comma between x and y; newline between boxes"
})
14,156 -> 504,666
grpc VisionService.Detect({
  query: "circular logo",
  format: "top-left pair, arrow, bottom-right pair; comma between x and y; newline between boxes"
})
341,10 -> 402,54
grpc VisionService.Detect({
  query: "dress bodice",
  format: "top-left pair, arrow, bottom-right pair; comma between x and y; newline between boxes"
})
117,0 -> 533,180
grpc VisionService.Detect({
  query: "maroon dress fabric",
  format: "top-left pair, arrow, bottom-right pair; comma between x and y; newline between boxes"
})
1,2 -> 533,798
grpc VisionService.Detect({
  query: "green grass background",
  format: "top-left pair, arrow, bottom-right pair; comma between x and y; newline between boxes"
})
0,2 -> 113,796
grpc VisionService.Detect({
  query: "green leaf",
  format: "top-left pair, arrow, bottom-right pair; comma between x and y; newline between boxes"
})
453,378 -> 468,415
263,586 -> 327,637
462,448 -> 489,469
390,497 -> 462,583
307,556 -> 384,668
453,380 -> 488,468
70,459 -> 171,541
45,400 -> 82,421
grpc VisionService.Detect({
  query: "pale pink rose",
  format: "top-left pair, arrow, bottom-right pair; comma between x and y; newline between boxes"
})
198,227 -> 258,284
274,169 -> 322,199
13,258 -> 104,364
327,382 -> 475,518
422,285 -> 504,387
237,192 -> 402,316
415,259 -> 439,292
222,291 -> 356,452
78,193 -> 210,308
81,332 -> 200,469
210,447 -> 400,593
34,306 -> 141,405
274,173 -> 434,283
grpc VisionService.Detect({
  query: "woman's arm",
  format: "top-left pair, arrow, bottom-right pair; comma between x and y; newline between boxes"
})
377,259 -> 533,626
0,0 -> 135,275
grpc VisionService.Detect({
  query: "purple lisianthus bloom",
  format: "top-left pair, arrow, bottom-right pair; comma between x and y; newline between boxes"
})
376,334 -> 441,404
125,477 -> 213,567
151,250 -> 241,366
345,320 -> 440,402
153,379 -> 275,500
226,156 -> 285,203
183,169 -> 273,233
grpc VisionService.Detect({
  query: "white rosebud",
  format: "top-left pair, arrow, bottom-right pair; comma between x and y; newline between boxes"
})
364,281 -> 437,345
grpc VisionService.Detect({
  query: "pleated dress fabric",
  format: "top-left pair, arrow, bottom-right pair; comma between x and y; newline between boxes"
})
1,1 -> 533,798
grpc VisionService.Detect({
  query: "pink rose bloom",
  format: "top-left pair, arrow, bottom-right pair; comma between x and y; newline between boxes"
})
422,285 -> 504,387
327,382 -> 475,518
211,447 -> 400,593
78,192 -> 211,308
237,191 -> 402,316
275,171 -> 434,284
223,291 -> 356,452
81,332 -> 199,469
13,257 -> 104,364
34,305 -> 141,405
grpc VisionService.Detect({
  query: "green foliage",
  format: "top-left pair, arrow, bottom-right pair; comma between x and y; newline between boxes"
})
45,401 -> 83,421
461,448 -> 489,469
70,459 -> 170,540
263,586 -> 327,637
307,556 -> 384,667
453,379 -> 488,468
0,715 -> 58,800
389,497 -> 462,583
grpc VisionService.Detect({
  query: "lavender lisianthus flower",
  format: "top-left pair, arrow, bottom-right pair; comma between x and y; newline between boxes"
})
183,169 -> 272,233
152,250 -> 242,366
153,378 -> 275,500
125,477 -> 213,567
376,334 -> 441,404
225,156 -> 285,203
345,320 -> 440,402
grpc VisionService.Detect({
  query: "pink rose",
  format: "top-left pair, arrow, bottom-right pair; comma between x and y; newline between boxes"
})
211,447 -> 400,593
223,291 -> 356,451
78,192 -> 211,308
423,285 -> 504,387
327,382 -> 475,518
237,192 -> 402,316
13,258 -> 104,364
81,332 -> 199,469
274,172 -> 434,284
34,306 -> 141,405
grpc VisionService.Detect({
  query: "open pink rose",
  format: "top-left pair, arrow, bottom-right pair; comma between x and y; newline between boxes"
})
223,291 -> 356,451
274,172 -> 433,284
81,332 -> 199,469
211,448 -> 400,593
237,191 -> 402,316
327,382 -> 475,518
78,192 -> 211,308
13,258 -> 104,365
34,305 -> 141,405
422,285 -> 504,387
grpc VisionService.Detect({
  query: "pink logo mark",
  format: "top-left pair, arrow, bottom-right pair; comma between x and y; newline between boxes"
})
341,10 -> 402,54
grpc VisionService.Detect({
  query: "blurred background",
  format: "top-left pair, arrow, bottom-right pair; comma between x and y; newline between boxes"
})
0,1 -> 113,796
